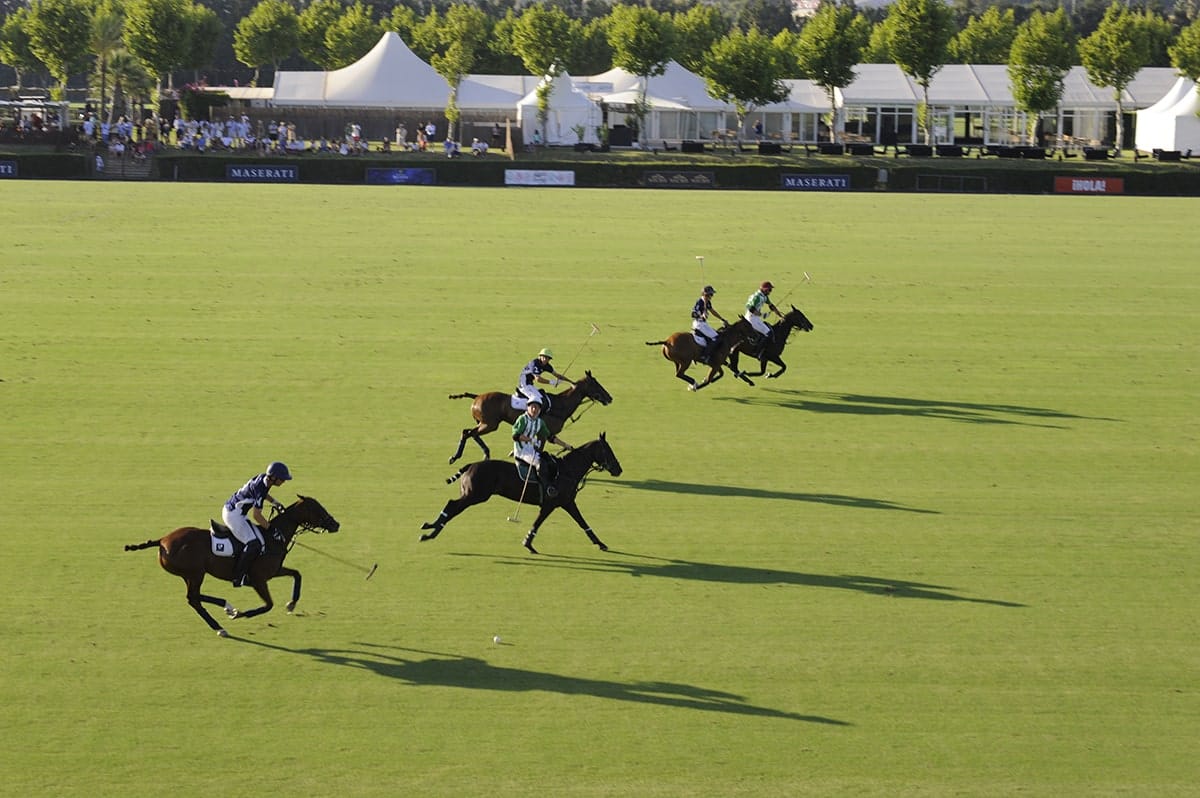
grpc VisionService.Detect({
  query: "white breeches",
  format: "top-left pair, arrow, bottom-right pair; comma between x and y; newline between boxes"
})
518,383 -> 544,405
691,320 -> 717,341
514,443 -> 542,469
744,312 -> 770,336
222,505 -> 265,546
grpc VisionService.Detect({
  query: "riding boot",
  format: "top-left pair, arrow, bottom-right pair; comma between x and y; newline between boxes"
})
232,541 -> 261,587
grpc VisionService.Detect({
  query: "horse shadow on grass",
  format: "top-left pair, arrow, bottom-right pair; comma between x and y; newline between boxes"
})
232,637 -> 849,726
600,478 -> 938,514
450,551 -> 1024,608
715,389 -> 1119,428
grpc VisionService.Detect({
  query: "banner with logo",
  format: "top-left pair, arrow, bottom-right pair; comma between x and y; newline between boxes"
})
226,164 -> 299,182
505,170 -> 575,186
644,170 -> 715,189
782,173 -> 850,191
0,160 -> 16,178
365,167 -> 436,185
1054,176 -> 1124,194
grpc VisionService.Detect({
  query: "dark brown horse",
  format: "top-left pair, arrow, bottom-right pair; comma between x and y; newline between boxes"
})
646,323 -> 755,391
447,370 -> 613,464
124,496 -> 340,637
421,434 -> 622,554
728,306 -> 814,380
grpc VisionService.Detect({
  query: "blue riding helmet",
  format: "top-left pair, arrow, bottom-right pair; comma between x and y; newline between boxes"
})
703,285 -> 715,295
266,461 -> 293,481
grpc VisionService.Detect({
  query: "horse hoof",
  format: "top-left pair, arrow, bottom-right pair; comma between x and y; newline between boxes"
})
596,542 -> 608,552
224,602 -> 237,619
687,384 -> 697,392
217,629 -> 229,638
420,532 -> 434,542
285,601 -> 296,613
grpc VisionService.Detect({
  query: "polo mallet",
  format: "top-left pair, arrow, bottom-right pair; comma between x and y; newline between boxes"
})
292,538 -> 378,580
696,255 -> 706,284
507,461 -> 535,523
560,322 -> 601,378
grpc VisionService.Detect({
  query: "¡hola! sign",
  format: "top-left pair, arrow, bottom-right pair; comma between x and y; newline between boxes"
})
1054,176 -> 1124,194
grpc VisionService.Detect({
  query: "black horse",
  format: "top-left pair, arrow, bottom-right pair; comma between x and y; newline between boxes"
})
728,306 -> 814,379
421,434 -> 622,554
124,496 -> 340,636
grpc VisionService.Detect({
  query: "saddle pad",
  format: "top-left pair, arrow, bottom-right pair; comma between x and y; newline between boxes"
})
210,534 -> 237,558
692,333 -> 706,346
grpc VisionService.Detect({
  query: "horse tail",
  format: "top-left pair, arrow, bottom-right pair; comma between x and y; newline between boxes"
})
445,466 -> 468,485
124,539 -> 161,552
645,340 -> 668,346
448,392 -> 477,400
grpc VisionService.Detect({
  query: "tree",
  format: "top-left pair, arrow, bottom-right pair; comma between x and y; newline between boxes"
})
233,0 -> 299,86
1168,18 -> 1200,82
1079,3 -> 1150,152
607,4 -> 675,142
125,0 -> 193,96
862,21 -> 891,64
91,0 -> 124,122
701,27 -> 789,143
1008,9 -> 1075,146
569,17 -> 613,77
428,3 -> 489,141
880,0 -> 956,144
106,48 -> 155,123
949,6 -> 1016,65
510,4 -> 575,135
298,0 -> 342,70
26,0 -> 94,97
325,1 -> 381,69
183,2 -> 222,81
673,4 -> 731,74
793,3 -> 870,144
0,8 -> 42,92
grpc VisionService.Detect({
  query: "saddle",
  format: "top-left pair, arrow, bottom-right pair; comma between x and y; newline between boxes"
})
208,521 -> 242,558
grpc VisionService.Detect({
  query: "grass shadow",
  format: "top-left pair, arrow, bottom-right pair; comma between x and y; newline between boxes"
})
599,478 -> 938,514
450,551 -> 1025,608
232,637 -> 849,726
715,389 -> 1119,427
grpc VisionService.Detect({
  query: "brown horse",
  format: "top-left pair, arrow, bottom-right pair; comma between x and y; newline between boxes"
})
421,434 -> 622,554
124,496 -> 340,637
447,370 -> 613,464
728,306 -> 815,380
646,323 -> 756,391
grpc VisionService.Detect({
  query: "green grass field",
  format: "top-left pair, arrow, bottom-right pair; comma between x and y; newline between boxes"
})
1,185 -> 1197,797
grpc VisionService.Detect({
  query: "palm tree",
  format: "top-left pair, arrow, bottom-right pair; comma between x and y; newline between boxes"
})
91,0 -> 125,123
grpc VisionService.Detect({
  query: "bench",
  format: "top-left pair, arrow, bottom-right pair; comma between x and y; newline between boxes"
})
935,144 -> 965,157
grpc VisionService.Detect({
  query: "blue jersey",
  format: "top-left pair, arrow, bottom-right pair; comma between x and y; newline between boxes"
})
519,358 -> 552,388
692,297 -> 713,320
225,473 -> 273,513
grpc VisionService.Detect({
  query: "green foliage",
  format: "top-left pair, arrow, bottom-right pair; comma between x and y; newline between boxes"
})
177,80 -> 228,120
794,4 -> 871,124
124,0 -> 193,89
297,0 -> 342,70
428,3 -> 490,140
673,3 -> 732,74
881,0 -> 955,143
1169,19 -> 1200,81
702,26 -> 790,132
325,2 -> 381,70
1079,3 -> 1151,151
183,3 -> 222,74
1008,9 -> 1075,142
25,0 -> 94,90
607,4 -> 675,142
511,3 -> 574,78
233,0 -> 299,81
948,6 -> 1016,65
1,8 -> 42,88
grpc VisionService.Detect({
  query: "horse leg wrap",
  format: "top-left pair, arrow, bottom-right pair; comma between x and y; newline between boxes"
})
523,531 -> 539,554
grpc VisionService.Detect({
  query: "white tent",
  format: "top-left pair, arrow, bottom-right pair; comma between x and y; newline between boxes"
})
1135,77 -> 1200,152
517,72 -> 602,144
273,32 -> 449,108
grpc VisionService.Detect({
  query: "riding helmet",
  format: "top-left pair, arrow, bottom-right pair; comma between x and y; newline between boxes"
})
703,285 -> 715,295
760,281 -> 774,291
266,461 -> 293,481
538,348 -> 554,359
528,398 -> 544,407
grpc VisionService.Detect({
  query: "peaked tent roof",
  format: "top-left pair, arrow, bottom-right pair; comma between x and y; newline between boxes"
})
583,61 -> 730,112
274,31 -> 450,107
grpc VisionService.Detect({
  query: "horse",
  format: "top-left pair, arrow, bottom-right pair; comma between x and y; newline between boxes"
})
646,323 -> 755,391
421,434 -> 622,554
124,496 -> 340,637
728,306 -> 815,380
447,370 -> 613,464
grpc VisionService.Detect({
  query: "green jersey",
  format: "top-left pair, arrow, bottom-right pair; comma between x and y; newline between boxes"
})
512,413 -> 550,448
